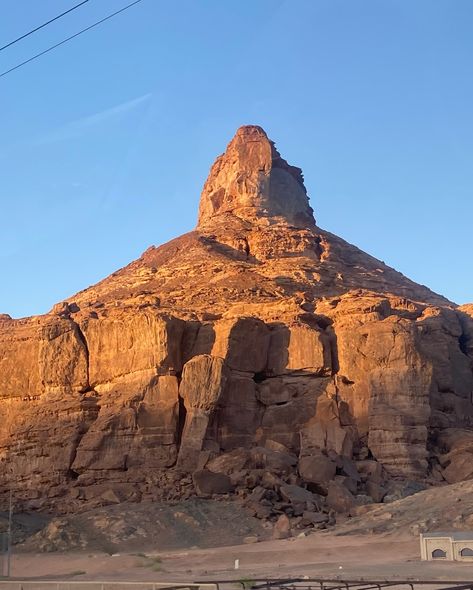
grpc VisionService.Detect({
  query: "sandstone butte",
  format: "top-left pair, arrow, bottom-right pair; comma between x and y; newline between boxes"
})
0,125 -> 472,514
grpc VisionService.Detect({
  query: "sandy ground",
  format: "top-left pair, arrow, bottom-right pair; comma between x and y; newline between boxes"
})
7,531 -> 473,584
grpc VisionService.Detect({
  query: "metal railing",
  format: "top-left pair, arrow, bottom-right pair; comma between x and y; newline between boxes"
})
200,578 -> 473,590
0,583 -> 216,590
0,579 -> 472,590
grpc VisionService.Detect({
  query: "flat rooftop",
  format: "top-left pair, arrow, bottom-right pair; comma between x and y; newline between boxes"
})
422,532 -> 473,541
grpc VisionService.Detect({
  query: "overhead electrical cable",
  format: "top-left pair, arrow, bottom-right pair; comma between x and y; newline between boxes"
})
0,0 -> 145,79
0,0 -> 91,52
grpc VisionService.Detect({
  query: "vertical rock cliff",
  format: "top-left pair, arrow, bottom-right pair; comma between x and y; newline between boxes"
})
0,126 -> 472,512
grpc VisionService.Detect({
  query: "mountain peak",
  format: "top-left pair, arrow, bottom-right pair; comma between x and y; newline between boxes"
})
197,125 -> 316,229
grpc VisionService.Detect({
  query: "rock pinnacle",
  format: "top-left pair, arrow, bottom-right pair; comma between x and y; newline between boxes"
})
197,125 -> 316,229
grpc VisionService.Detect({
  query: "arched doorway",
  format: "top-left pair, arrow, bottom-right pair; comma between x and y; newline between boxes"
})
460,547 -> 473,557
432,549 -> 447,559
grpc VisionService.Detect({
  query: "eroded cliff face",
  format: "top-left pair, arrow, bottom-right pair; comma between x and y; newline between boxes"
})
1,126 -> 472,512
198,125 -> 315,229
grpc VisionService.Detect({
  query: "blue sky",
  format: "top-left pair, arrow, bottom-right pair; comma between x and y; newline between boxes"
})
1,0 -> 472,318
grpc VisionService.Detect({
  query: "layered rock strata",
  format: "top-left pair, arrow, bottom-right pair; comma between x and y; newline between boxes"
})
0,126 -> 472,513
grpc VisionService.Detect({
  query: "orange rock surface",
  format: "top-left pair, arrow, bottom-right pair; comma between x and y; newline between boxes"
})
0,126 -> 472,511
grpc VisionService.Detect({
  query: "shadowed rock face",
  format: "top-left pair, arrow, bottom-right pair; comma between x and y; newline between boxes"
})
0,126 -> 472,513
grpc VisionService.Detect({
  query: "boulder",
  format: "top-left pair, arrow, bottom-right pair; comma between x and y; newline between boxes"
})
354,494 -> 374,507
206,448 -> 250,474
351,503 -> 380,517
245,485 -> 267,503
177,355 -> 229,468
243,470 -> 264,489
300,394 -> 355,458
192,470 -> 234,496
229,470 -> 249,487
179,355 -> 229,411
260,471 -> 284,490
442,452 -> 473,484
299,454 -> 337,490
437,428 -> 473,458
265,439 -> 291,454
433,429 -> 473,483
326,480 -> 356,513
272,514 -> 291,540
250,447 -> 297,473
340,457 -> 361,482
260,376 -> 332,451
366,480 -> 386,503
100,489 -> 124,505
279,484 -> 317,506
301,511 -> 329,526
356,460 -> 385,484
382,480 -> 427,503
335,475 -> 358,495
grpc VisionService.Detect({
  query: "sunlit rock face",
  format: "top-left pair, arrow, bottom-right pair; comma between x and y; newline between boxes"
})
0,126 -> 472,513
198,125 -> 315,229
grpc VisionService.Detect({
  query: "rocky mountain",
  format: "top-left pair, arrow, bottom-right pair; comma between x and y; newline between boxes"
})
1,125 -> 472,519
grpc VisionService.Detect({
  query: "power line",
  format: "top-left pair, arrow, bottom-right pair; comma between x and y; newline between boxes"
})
0,0 -> 146,79
0,0 -> 91,53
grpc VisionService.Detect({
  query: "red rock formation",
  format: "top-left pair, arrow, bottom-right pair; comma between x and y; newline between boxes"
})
198,125 -> 315,229
0,126 -> 472,512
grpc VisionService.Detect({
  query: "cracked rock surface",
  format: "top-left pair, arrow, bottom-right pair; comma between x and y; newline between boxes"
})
0,126 -> 472,515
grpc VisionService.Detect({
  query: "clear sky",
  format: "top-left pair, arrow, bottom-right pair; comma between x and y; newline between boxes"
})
1,0 -> 472,318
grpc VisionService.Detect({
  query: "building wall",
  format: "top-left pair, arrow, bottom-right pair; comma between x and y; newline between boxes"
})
453,541 -> 473,561
420,535 -> 473,561
423,537 -> 453,561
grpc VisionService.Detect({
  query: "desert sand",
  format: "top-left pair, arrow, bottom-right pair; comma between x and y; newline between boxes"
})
8,532 -> 473,584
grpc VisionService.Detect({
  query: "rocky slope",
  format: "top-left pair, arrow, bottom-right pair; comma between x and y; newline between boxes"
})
11,478 -> 473,553
0,125 -> 472,519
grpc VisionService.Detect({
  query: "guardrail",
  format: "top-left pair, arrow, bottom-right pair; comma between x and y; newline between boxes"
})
0,583 -> 216,590
0,579 -> 472,590
200,578 -> 473,590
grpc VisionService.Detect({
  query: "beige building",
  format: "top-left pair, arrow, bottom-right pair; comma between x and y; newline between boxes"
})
420,532 -> 473,561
